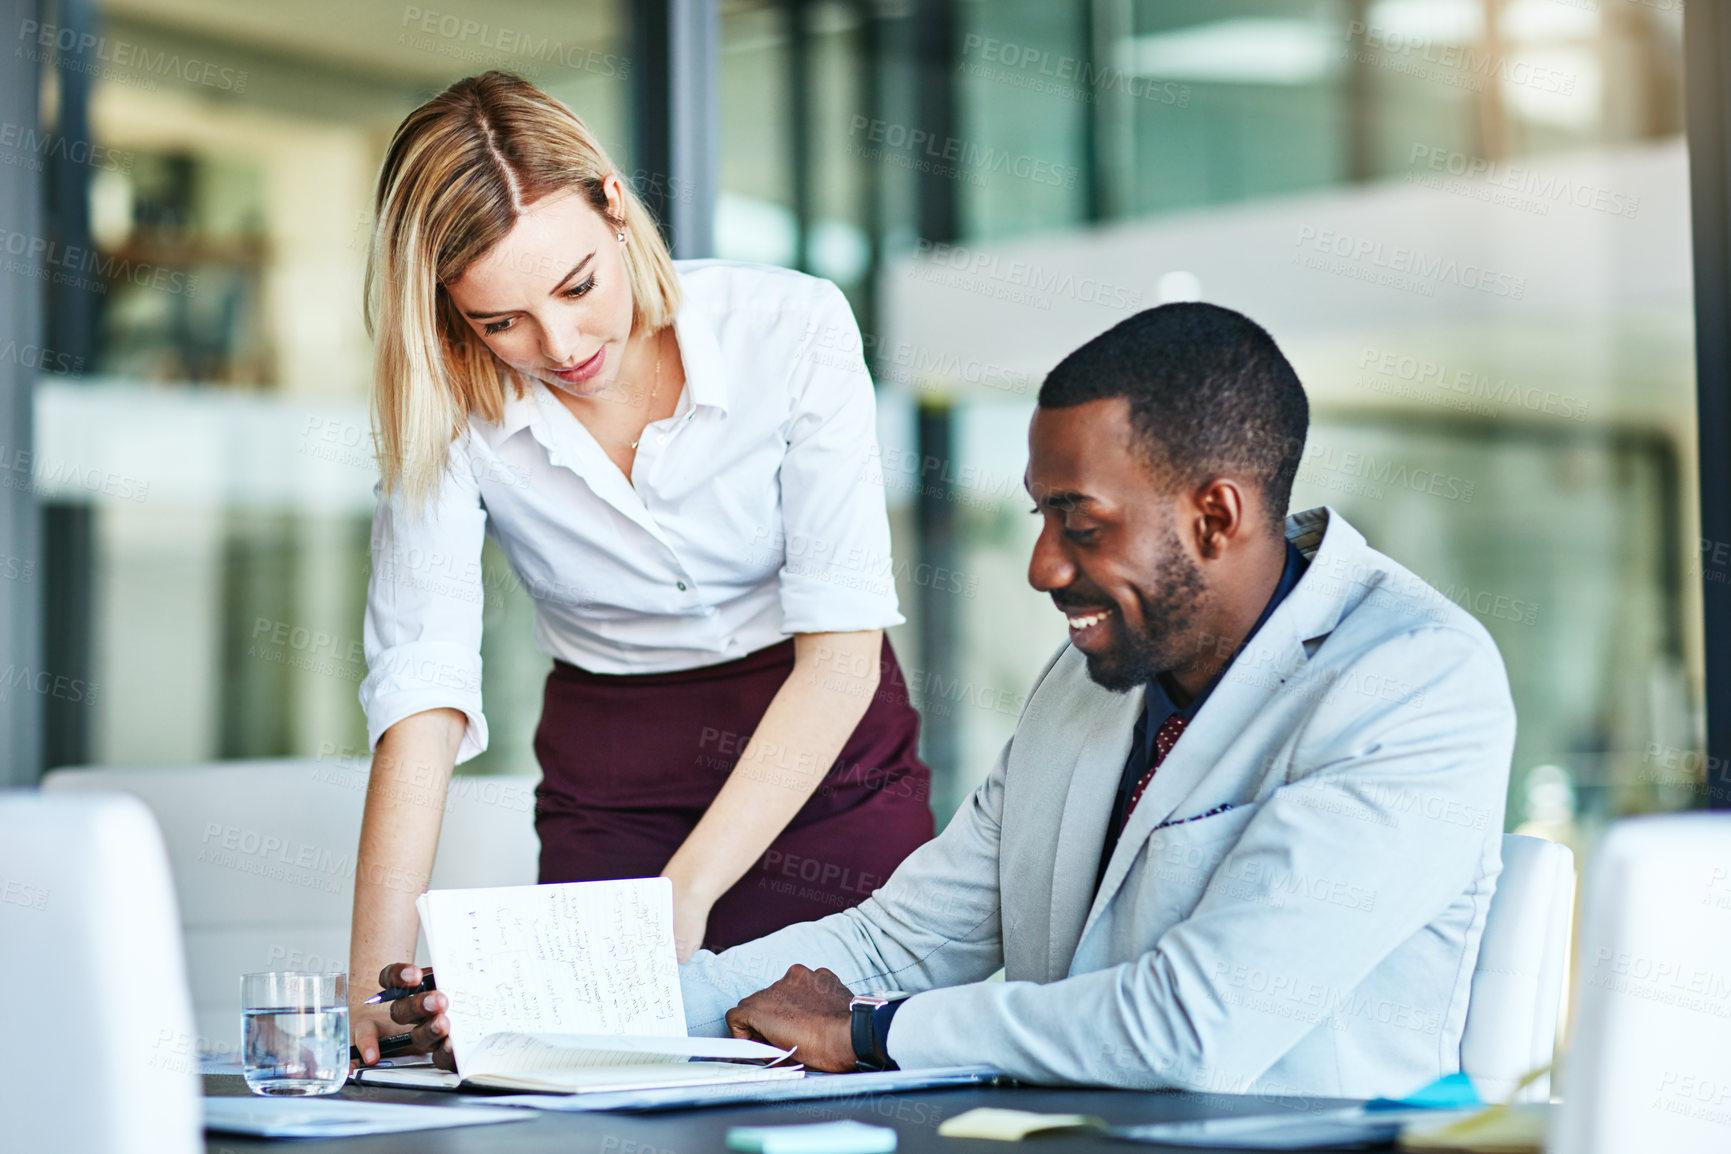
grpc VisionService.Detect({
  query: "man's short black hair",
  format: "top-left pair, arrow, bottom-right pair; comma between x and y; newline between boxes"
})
1038,302 -> 1309,529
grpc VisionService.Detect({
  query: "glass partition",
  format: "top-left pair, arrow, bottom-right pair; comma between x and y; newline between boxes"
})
717,0 -> 1697,843
33,0 -> 1702,866
38,0 -> 630,775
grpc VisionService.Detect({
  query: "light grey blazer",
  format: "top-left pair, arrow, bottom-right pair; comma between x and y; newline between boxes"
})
682,507 -> 1515,1099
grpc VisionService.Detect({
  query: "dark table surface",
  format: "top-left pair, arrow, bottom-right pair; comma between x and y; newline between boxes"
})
202,1074 -> 1382,1154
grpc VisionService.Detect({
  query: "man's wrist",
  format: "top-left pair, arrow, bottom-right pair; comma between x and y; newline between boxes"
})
848,992 -> 910,1071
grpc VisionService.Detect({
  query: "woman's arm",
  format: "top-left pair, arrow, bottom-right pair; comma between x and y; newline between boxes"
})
347,707 -> 466,1063
661,629 -> 884,961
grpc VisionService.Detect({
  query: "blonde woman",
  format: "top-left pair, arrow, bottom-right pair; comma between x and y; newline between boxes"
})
349,72 -> 933,1064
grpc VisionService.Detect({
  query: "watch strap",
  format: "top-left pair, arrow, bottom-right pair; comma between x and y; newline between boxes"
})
850,999 -> 881,1070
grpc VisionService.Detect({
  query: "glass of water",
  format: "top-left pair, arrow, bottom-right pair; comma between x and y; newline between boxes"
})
240,971 -> 349,1096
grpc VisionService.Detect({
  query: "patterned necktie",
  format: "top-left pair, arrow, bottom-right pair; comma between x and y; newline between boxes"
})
1123,713 -> 1188,828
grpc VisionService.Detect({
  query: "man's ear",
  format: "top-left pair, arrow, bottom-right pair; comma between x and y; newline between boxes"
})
1192,478 -> 1247,560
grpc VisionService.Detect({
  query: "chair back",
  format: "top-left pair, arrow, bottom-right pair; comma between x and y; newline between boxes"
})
42,758 -> 540,1052
1550,814 -> 1731,1154
0,790 -> 201,1153
1460,832 -> 1576,1102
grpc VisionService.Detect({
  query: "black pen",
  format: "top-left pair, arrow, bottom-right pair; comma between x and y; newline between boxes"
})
363,970 -> 436,1005
349,1032 -> 417,1062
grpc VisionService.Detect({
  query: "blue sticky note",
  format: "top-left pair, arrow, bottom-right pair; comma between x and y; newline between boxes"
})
726,1120 -> 898,1154
1365,1071 -> 1484,1112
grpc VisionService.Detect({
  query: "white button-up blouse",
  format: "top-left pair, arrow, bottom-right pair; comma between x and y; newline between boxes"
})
359,260 -> 904,763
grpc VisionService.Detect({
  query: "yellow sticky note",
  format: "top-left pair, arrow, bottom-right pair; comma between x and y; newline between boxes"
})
937,1108 -> 1107,1141
1398,1103 -> 1548,1153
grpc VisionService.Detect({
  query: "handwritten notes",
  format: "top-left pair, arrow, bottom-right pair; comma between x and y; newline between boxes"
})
416,878 -> 685,1066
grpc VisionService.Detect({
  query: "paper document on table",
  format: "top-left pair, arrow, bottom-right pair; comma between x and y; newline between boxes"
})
467,1033 -> 793,1074
202,1096 -> 527,1138
455,1032 -> 799,1093
474,1066 -> 1000,1112
416,878 -> 685,1065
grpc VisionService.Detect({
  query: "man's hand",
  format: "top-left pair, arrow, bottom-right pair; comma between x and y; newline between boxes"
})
370,963 -> 456,1070
724,964 -> 858,1073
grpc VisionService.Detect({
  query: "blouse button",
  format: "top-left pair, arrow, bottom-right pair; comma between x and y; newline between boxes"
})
677,581 -> 688,592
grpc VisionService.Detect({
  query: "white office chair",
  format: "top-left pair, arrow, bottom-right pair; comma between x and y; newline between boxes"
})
1459,832 -> 1576,1103
0,791 -> 201,1154
43,758 -> 541,1052
1551,814 -> 1731,1154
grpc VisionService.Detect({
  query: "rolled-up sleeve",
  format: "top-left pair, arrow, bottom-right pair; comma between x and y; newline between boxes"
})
359,444 -> 489,764
776,281 -> 904,633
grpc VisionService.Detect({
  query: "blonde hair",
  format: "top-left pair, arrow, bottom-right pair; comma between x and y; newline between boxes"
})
366,71 -> 681,506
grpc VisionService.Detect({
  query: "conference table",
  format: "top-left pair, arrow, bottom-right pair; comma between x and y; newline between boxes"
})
201,1074 -> 1373,1154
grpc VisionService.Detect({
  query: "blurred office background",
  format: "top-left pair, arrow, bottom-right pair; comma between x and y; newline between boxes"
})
0,0 -> 1700,859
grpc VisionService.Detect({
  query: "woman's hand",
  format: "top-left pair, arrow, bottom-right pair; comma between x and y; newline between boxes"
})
669,884 -> 714,963
659,631 -> 882,963
360,963 -> 456,1070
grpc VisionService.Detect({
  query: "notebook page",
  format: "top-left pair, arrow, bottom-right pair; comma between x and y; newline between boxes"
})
416,878 -> 685,1070
464,1033 -> 792,1077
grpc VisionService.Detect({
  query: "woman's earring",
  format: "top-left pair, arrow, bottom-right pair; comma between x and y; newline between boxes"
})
617,231 -> 626,242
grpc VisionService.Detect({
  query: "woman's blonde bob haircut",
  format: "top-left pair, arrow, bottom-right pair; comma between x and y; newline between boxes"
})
367,71 -> 681,507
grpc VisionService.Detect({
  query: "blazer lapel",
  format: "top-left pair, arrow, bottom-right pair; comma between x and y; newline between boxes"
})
1078,617 -> 1307,945
1073,506 -> 1359,952
1043,682 -> 1144,980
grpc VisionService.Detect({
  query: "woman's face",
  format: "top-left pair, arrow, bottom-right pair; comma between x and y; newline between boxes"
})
444,179 -> 639,399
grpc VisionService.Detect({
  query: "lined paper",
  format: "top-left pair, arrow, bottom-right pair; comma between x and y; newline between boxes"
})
417,878 -> 685,1066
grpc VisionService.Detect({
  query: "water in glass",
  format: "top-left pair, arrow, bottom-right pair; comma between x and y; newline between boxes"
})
241,1005 -> 349,1095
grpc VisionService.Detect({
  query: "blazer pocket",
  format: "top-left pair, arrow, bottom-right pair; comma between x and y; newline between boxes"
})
1153,801 -> 1258,837
1140,802 -> 1261,887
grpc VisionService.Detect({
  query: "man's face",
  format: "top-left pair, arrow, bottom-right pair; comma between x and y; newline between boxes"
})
1025,398 -> 1207,692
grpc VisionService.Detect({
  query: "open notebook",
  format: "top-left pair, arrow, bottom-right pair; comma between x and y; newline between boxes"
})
357,878 -> 800,1095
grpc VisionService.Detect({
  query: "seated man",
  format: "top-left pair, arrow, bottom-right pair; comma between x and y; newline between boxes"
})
390,302 -> 1514,1098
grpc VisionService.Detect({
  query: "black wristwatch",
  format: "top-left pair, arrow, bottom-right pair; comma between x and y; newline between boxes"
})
848,991 -> 911,1071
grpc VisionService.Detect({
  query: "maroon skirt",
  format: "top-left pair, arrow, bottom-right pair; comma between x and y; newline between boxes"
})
533,638 -> 934,953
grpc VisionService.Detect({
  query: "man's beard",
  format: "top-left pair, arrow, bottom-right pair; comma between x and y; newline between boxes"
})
1079,536 -> 1206,693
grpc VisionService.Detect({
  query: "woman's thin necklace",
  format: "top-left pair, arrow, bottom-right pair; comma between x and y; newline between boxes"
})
628,338 -> 663,450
